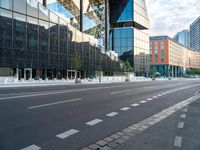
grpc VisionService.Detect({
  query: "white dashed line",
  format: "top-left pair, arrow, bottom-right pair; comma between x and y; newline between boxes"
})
56,129 -> 79,139
183,108 -> 188,112
140,100 -> 147,103
120,107 -> 130,111
131,103 -> 140,107
180,114 -> 186,118
106,112 -> 119,117
86,119 -> 103,126
153,96 -> 158,99
147,98 -> 153,101
157,94 -> 162,97
21,145 -> 41,150
174,136 -> 182,147
177,122 -> 184,128
28,98 -> 83,109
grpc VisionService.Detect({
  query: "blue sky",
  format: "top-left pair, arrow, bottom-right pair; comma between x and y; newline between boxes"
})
146,0 -> 200,37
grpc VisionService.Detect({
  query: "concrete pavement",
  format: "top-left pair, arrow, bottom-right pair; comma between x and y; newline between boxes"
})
0,79 -> 200,150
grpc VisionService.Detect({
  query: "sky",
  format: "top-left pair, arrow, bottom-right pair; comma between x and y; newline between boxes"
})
146,0 -> 200,37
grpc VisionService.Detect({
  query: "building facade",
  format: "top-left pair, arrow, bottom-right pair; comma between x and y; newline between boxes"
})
173,29 -> 190,48
150,36 -> 200,77
0,0 -> 150,80
109,0 -> 150,76
190,16 -> 200,51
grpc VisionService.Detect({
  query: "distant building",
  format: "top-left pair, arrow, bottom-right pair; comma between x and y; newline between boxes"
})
190,16 -> 200,51
173,29 -> 190,48
150,36 -> 200,77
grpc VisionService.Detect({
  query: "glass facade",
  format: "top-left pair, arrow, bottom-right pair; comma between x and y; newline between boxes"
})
109,0 -> 150,76
0,0 -> 122,79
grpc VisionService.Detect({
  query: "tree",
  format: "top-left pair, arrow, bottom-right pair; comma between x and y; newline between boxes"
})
122,60 -> 133,72
71,50 -> 81,81
150,68 -> 156,77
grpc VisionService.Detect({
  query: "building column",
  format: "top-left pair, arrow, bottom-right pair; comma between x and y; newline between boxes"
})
43,0 -> 47,7
16,68 -> 19,80
105,0 -> 109,50
80,0 -> 83,32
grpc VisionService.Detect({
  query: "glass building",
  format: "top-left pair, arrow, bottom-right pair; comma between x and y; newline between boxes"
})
109,0 -> 150,76
173,29 -> 190,48
190,16 -> 200,51
0,0 -> 150,80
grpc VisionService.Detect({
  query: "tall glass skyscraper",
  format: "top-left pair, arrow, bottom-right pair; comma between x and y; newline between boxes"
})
109,0 -> 150,76
0,0 -> 150,80
190,16 -> 200,51
173,29 -> 190,48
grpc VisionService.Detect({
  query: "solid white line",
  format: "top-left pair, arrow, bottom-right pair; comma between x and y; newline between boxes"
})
56,129 -> 79,139
140,100 -> 147,103
21,145 -> 41,150
106,112 -> 119,117
28,98 -> 82,109
174,136 -> 182,147
120,107 -> 130,111
131,103 -> 140,107
147,98 -> 153,101
86,119 -> 103,126
180,114 -> 186,118
110,90 -> 130,94
0,84 -> 134,100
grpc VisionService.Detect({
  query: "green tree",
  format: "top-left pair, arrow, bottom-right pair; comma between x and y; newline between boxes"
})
71,50 -> 81,80
122,60 -> 133,72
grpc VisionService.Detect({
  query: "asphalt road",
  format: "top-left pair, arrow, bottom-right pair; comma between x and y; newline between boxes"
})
0,79 -> 200,150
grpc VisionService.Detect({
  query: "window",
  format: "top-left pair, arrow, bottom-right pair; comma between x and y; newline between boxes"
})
13,0 -> 26,14
0,0 -> 12,10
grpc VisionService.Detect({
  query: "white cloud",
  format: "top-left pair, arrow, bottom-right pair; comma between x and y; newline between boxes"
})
146,0 -> 200,37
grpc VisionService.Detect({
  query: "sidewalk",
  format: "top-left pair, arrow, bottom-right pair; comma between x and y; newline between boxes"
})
0,77 -> 186,88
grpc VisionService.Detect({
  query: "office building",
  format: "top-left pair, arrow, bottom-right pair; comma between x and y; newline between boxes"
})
190,16 -> 200,51
109,0 -> 150,76
150,36 -> 200,77
173,29 -> 190,48
0,0 -> 150,80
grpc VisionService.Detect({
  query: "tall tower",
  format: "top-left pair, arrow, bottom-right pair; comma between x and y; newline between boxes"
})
109,0 -> 150,75
190,16 -> 200,51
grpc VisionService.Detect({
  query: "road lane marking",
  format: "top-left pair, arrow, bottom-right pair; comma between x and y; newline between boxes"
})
140,101 -> 147,103
120,107 -> 130,111
158,94 -> 162,96
106,112 -> 119,117
152,96 -> 158,98
131,103 -> 140,107
28,98 -> 82,109
110,90 -> 130,95
86,119 -> 103,126
183,108 -> 188,112
180,114 -> 186,118
56,129 -> 79,139
21,145 -> 41,150
0,84 -> 136,100
147,98 -> 153,101
178,122 -> 184,128
174,136 -> 182,147
83,95 -> 200,150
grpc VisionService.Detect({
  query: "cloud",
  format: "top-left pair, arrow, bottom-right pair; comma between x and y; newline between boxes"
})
145,0 -> 200,37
